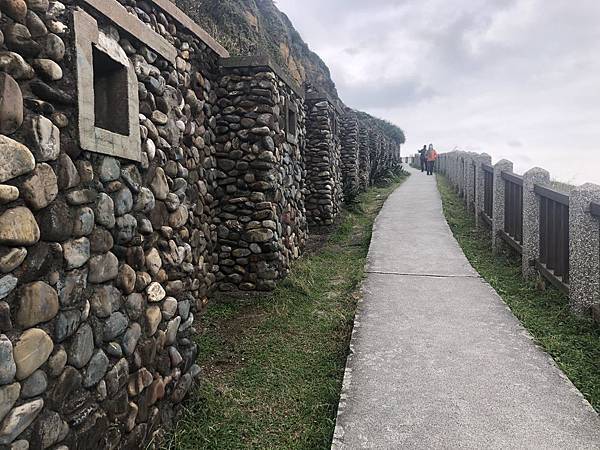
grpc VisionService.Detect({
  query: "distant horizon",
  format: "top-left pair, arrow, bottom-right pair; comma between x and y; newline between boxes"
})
276,0 -> 600,186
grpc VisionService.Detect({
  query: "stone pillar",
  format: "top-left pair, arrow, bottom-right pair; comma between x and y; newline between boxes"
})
475,153 -> 492,228
522,168 -> 550,279
492,159 -> 513,251
569,183 -> 600,313
465,154 -> 476,212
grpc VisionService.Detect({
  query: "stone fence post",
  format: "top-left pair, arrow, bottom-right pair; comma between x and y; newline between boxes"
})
465,154 -> 476,212
492,160 -> 513,252
522,168 -> 550,279
474,153 -> 492,227
569,183 -> 600,313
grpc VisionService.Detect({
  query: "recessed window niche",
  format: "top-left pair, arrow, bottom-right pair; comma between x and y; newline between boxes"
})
286,100 -> 298,144
92,46 -> 130,135
74,9 -> 141,161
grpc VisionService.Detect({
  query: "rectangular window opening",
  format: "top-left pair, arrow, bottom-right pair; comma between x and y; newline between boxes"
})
288,107 -> 297,137
93,45 -> 130,135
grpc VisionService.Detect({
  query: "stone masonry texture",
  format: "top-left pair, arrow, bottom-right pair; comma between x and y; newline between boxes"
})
0,0 -> 404,447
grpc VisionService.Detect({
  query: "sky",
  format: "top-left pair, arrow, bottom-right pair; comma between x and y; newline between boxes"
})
275,0 -> 600,186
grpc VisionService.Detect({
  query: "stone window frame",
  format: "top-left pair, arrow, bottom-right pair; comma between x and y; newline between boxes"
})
74,8 -> 141,162
285,97 -> 298,145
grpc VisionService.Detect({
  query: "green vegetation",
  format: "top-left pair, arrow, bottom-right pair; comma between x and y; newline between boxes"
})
164,173 -> 409,450
436,175 -> 600,412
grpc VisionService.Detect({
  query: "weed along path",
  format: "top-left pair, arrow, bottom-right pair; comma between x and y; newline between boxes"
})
332,167 -> 600,449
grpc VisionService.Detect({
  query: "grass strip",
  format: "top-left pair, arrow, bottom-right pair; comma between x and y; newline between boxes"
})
436,175 -> 600,412
164,173 -> 409,450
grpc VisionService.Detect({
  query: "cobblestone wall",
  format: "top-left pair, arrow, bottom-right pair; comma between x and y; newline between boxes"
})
304,96 -> 343,226
214,59 -> 307,292
0,0 -> 224,447
340,110 -> 360,202
0,0 -> 404,447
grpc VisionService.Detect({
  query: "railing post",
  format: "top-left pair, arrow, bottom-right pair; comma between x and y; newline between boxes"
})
522,167 -> 550,279
569,183 -> 600,313
492,160 -> 514,253
465,154 -> 476,212
475,153 -> 492,227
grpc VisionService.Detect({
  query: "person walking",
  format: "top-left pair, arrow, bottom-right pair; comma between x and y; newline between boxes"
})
419,145 -> 427,172
426,144 -> 438,175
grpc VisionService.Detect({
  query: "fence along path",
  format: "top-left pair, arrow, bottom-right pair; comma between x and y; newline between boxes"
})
332,166 -> 600,449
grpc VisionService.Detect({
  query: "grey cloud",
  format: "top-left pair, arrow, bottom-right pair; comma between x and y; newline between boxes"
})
339,78 -> 438,109
276,0 -> 600,184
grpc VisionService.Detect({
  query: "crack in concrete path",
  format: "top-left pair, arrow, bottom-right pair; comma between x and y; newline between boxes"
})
366,270 -> 481,279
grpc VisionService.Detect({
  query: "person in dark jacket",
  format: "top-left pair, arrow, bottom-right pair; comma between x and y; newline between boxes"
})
419,145 -> 427,172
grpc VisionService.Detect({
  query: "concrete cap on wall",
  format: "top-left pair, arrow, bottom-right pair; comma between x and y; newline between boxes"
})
220,55 -> 304,98
149,0 -> 230,58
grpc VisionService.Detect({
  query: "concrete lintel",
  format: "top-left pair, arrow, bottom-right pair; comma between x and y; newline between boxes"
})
150,0 -> 229,58
81,0 -> 177,65
220,55 -> 304,99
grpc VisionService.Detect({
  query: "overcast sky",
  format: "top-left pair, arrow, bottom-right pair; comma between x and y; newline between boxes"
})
276,0 -> 600,185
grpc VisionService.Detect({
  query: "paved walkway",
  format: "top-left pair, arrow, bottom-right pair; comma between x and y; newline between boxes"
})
332,167 -> 600,449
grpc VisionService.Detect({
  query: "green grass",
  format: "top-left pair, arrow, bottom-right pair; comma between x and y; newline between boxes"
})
436,175 -> 600,412
163,172 -> 409,450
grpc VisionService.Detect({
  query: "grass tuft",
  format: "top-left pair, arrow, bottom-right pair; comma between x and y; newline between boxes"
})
436,175 -> 600,412
163,172 -> 409,450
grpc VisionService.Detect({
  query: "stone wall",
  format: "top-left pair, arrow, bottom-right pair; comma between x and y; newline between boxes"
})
0,0 -> 404,447
340,110 -> 360,202
213,57 -> 307,292
304,95 -> 343,226
0,0 -> 227,447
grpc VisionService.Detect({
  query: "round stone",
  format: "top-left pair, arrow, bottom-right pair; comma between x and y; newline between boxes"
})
145,248 -> 162,276
0,399 -> 44,446
0,275 -> 17,300
29,114 -> 60,161
0,334 -> 16,384
0,135 -> 35,183
88,252 -> 118,283
0,51 -> 34,80
103,312 -> 128,341
67,323 -> 93,369
42,33 -> 64,62
0,185 -> 19,204
146,282 -> 165,302
145,306 -> 161,336
0,207 -> 40,246
32,58 -> 62,81
62,237 -> 90,270
16,281 -> 59,328
82,350 -> 108,388
72,207 -> 94,237
95,193 -> 115,229
0,73 -> 23,134
98,157 -> 120,182
13,328 -> 53,380
0,248 -> 26,273
0,383 -> 20,423
0,0 -> 28,22
20,369 -> 47,398
20,163 -> 58,210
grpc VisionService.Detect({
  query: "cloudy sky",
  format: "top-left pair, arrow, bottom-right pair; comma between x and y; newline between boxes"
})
276,0 -> 600,185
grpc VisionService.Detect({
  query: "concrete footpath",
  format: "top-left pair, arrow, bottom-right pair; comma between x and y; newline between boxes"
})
332,167 -> 600,449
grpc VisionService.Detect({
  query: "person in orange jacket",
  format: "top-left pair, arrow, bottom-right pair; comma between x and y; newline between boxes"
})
425,144 -> 438,175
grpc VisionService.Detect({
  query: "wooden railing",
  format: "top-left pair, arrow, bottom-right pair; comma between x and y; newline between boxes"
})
499,171 -> 524,253
535,185 -> 570,292
433,150 -> 600,318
